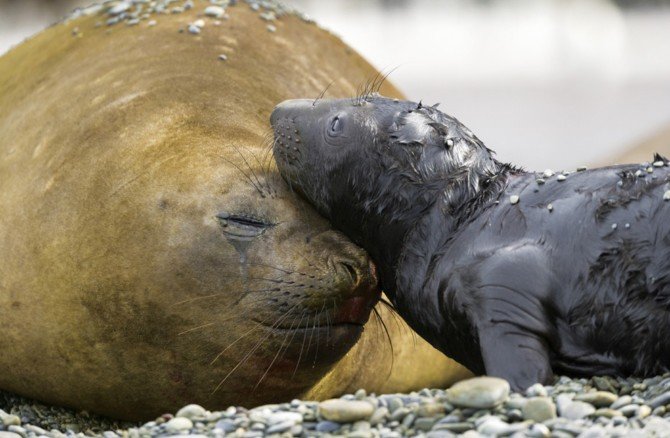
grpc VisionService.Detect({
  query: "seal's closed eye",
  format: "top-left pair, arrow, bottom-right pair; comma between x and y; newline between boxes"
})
216,212 -> 274,239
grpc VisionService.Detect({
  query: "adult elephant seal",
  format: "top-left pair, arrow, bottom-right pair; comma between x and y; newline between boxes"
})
0,1 -> 469,421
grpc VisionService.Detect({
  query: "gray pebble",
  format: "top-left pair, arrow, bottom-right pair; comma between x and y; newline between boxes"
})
574,391 -> 618,407
188,24 -> 201,34
476,416 -> 510,436
315,420 -> 340,432
445,377 -> 510,409
204,6 -> 226,18
559,401 -> 595,420
522,397 -> 556,422
266,420 -> 293,434
318,399 -> 374,422
525,423 -> 550,438
611,395 -> 633,409
176,404 -> 207,420
164,417 -> 193,433
108,2 -> 131,16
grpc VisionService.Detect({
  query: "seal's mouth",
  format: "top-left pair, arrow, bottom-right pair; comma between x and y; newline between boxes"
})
254,261 -> 380,331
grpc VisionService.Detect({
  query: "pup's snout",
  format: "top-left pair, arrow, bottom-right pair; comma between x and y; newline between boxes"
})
270,99 -> 313,127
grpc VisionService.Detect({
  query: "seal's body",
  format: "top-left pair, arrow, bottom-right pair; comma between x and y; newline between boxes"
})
0,5 -> 469,421
271,95 -> 670,391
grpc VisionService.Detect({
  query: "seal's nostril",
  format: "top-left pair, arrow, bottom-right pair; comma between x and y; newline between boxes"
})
339,261 -> 358,284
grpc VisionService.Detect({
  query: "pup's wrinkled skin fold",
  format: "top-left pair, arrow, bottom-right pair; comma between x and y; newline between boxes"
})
272,94 -> 670,392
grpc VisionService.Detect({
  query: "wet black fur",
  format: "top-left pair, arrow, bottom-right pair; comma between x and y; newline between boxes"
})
271,95 -> 670,391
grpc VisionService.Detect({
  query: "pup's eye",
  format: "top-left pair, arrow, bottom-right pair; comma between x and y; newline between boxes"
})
329,116 -> 343,135
216,212 -> 274,239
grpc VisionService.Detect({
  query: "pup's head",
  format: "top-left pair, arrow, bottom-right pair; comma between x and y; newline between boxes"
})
270,94 -> 498,224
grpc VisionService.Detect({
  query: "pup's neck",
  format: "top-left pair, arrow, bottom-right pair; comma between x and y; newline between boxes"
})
332,159 -> 514,297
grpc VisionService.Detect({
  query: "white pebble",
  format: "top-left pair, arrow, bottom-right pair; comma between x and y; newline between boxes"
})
510,195 -> 520,205
218,54 -> 228,61
635,170 -> 644,177
188,24 -> 201,34
193,19 -> 205,28
164,417 -> 193,433
148,20 -> 157,26
557,174 -> 566,181
664,190 -> 670,201
543,169 -> 554,178
547,204 -> 553,212
653,161 -> 665,167
204,5 -> 225,18
612,223 -> 618,230
267,24 -> 277,32
108,1 -> 131,16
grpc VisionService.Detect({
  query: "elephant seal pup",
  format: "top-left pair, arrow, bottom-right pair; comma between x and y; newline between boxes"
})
0,4 -> 469,421
271,94 -> 670,392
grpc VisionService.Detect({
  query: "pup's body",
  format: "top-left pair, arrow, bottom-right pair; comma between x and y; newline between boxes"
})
271,95 -> 670,390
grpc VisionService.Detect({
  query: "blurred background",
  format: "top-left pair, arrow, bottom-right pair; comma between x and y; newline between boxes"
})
1,0 -> 670,169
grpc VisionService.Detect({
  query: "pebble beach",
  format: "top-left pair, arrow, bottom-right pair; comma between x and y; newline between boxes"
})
5,374 -> 670,437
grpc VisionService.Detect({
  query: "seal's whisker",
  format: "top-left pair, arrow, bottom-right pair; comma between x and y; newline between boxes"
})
294,252 -> 327,274
211,305 -> 299,394
292,310 -> 310,378
373,306 -> 395,379
217,154 -> 265,196
378,297 -> 410,339
232,145 -> 267,198
172,293 -> 281,313
209,321 -> 266,365
177,322 -> 216,336
312,81 -> 333,107
253,310 -> 302,390
312,301 -> 327,367
373,65 -> 401,95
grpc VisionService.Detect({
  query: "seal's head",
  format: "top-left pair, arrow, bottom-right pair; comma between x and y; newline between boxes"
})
271,95 -> 500,290
271,95 -> 498,219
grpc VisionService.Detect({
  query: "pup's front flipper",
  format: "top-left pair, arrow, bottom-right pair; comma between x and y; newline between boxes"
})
470,245 -> 556,392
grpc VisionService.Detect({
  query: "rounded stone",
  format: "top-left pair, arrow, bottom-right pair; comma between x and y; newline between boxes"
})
318,399 -> 374,423
476,416 -> 510,436
522,397 -> 557,422
574,391 -> 618,407
315,421 -> 340,433
559,401 -> 596,420
592,408 -> 622,418
204,6 -> 225,18
176,404 -> 207,419
526,423 -> 550,438
0,412 -> 20,427
445,377 -> 510,409
165,417 -> 193,433
525,383 -> 548,397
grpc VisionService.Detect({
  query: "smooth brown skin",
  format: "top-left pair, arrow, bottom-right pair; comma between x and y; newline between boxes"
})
0,6 -> 470,421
